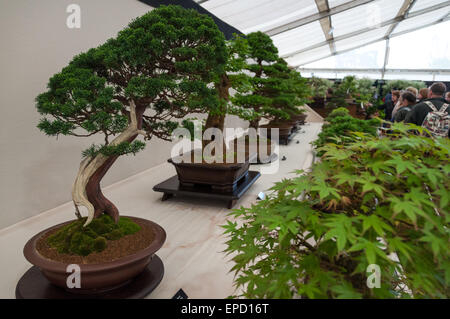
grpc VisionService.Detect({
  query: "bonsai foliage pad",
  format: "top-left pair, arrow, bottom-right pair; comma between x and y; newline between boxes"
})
16,255 -> 164,299
153,171 -> 261,209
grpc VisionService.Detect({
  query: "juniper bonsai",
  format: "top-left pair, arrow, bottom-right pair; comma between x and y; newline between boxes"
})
36,5 -> 227,226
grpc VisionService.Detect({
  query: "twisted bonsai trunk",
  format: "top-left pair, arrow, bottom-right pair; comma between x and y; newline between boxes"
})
72,100 -> 145,226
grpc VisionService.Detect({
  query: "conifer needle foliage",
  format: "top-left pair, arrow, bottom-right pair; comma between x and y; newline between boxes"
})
230,32 -> 310,127
36,5 -> 227,156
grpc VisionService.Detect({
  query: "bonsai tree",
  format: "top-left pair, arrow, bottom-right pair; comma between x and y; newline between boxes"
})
180,34 -> 250,140
353,78 -> 376,105
313,108 -> 380,155
232,32 -> 309,129
36,5 -> 227,226
223,123 -> 449,298
308,77 -> 333,98
382,79 -> 426,96
328,75 -> 358,109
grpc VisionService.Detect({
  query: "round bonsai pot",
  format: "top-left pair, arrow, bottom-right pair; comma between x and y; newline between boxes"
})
169,150 -> 257,193
23,216 -> 166,294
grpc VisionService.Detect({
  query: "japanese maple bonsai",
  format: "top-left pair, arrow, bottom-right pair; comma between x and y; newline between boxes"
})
224,123 -> 449,298
22,5 -> 227,293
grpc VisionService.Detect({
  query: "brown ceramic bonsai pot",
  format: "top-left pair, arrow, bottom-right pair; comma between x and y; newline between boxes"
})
232,135 -> 276,164
23,216 -> 166,294
283,113 -> 306,131
169,150 -> 257,193
259,121 -> 294,138
291,113 -> 307,125
259,121 -> 295,146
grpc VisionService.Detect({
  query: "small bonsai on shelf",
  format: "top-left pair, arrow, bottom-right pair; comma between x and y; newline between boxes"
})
308,77 -> 333,99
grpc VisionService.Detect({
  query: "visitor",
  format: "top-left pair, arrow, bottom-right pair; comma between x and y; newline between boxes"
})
392,87 -> 418,119
406,86 -> 418,97
393,91 -> 416,122
405,82 -> 449,137
379,90 -> 399,121
418,88 -> 429,102
446,91 -> 450,103
384,90 -> 392,103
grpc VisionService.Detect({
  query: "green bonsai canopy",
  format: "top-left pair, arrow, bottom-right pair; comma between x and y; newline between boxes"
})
36,5 -> 228,226
231,32 -> 310,128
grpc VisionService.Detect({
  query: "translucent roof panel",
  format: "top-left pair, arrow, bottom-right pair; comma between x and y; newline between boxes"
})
334,25 -> 391,52
409,0 -> 448,13
303,40 -> 387,68
387,20 -> 450,69
328,0 -> 355,8
331,0 -> 403,37
285,45 -> 331,66
201,0 -> 318,34
196,0 -> 450,71
301,71 -> 382,79
272,21 -> 327,56
392,7 -> 450,34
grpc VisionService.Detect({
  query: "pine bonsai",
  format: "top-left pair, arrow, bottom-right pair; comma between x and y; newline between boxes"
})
308,77 -> 333,98
232,32 -> 310,129
36,5 -> 227,226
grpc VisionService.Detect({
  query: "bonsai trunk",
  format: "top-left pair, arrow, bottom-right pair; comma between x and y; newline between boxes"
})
72,100 -> 145,226
249,118 -> 260,129
203,73 -> 230,148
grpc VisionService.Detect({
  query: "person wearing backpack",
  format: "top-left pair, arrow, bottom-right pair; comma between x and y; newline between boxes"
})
394,91 -> 416,122
405,82 -> 450,138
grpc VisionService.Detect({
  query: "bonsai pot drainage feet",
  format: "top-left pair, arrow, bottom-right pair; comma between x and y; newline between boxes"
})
153,171 -> 261,209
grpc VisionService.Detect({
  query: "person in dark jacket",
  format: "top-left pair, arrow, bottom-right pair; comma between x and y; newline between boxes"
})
378,90 -> 399,121
393,91 -> 416,122
404,82 -> 449,126
446,91 -> 450,103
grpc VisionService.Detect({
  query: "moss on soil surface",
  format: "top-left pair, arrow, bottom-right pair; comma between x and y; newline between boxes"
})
47,214 -> 141,256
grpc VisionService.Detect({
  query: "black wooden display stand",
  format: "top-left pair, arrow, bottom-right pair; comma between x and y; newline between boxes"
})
16,255 -> 164,299
153,171 -> 261,209
250,153 -> 278,165
280,130 -> 297,145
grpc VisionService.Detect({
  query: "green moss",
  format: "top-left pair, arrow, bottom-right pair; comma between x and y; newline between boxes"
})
93,237 -> 107,252
47,214 -> 141,256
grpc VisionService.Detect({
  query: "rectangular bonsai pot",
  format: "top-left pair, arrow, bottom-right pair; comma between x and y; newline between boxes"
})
259,122 -> 296,145
168,150 -> 257,193
259,122 -> 294,140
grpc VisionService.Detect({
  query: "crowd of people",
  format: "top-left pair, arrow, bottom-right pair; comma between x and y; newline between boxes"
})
378,82 -> 450,137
